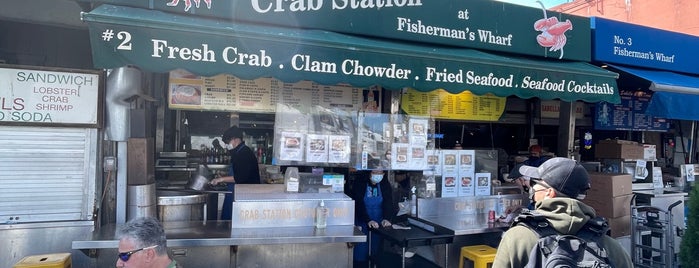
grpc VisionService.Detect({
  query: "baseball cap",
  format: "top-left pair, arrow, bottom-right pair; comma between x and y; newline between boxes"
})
518,157 -> 590,199
222,126 -> 243,143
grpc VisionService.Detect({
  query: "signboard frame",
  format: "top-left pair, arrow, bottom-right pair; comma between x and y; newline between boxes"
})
0,64 -> 104,128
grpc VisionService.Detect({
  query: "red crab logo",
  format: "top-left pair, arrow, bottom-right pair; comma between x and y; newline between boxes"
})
533,1 -> 572,59
167,0 -> 212,12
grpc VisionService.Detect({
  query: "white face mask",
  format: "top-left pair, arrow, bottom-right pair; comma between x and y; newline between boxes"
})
370,174 -> 383,184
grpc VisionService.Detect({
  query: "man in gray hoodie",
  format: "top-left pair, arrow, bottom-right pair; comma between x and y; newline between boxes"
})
493,157 -> 633,268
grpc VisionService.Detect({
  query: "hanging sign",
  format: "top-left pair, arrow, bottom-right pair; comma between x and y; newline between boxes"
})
594,90 -> 669,132
400,89 -> 505,121
0,66 -> 102,127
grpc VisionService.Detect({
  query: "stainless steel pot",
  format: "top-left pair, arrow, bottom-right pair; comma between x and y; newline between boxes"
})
186,164 -> 212,191
157,190 -> 208,222
127,184 -> 156,220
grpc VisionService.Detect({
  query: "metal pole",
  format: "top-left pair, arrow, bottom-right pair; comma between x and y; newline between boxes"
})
116,141 -> 128,224
689,121 -> 697,163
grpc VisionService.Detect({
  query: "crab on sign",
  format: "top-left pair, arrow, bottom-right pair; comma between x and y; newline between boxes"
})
533,1 -> 572,59
167,0 -> 212,12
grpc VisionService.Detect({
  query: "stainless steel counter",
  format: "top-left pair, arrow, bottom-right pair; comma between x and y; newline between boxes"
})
421,215 -> 509,236
417,194 -> 525,235
72,221 -> 365,249
73,221 -> 364,267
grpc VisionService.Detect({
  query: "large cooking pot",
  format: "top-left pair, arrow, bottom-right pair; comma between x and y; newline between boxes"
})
157,190 -> 208,222
186,164 -> 213,191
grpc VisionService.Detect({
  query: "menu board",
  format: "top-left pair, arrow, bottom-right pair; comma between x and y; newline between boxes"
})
400,88 -> 506,121
0,67 -> 101,126
168,69 -> 364,113
594,90 -> 670,132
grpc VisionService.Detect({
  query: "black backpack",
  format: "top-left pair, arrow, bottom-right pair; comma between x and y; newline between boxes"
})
513,210 -> 614,268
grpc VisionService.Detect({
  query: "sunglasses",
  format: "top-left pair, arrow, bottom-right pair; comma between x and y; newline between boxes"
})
118,245 -> 158,262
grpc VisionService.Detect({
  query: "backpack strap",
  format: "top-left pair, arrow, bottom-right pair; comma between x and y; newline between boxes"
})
513,210 -> 558,238
575,216 -> 613,264
580,216 -> 610,236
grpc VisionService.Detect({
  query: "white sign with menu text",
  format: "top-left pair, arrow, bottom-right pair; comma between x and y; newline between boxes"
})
0,67 -> 100,125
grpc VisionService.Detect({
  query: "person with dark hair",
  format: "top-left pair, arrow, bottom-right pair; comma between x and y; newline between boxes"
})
494,158 -> 632,268
210,125 -> 260,220
115,217 -> 177,268
352,169 -> 395,268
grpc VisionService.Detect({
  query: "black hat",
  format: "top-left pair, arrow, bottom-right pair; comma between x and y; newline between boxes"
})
222,126 -> 243,143
519,157 -> 590,200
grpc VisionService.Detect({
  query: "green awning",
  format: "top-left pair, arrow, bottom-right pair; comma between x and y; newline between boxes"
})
82,5 -> 620,103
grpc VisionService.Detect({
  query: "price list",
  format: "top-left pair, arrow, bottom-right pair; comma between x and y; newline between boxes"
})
322,85 -> 360,109
168,70 -> 364,113
594,90 -> 669,132
400,89 -> 506,121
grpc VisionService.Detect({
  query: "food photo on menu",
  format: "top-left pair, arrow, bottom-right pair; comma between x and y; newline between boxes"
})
460,154 -> 472,165
328,135 -> 350,163
306,134 -> 329,163
170,84 -> 202,105
444,153 -> 456,165
285,137 -> 300,148
279,132 -> 304,161
445,176 -> 456,187
310,138 -> 326,151
331,139 -> 345,151
478,176 -> 489,186
396,146 -> 408,162
427,155 -> 439,165
461,177 -> 472,187
412,122 -> 425,135
412,147 -> 425,158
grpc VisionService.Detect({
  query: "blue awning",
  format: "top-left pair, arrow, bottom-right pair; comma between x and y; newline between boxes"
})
646,91 -> 699,121
608,64 -> 699,121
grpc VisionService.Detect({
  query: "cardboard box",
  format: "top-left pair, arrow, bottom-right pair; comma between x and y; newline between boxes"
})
584,194 -> 633,218
607,215 -> 631,238
587,173 -> 633,198
594,140 -> 645,160
13,253 -> 71,268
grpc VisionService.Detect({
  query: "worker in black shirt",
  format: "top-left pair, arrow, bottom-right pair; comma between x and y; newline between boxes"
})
211,126 -> 260,220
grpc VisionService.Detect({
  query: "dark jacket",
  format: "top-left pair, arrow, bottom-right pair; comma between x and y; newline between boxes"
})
352,172 -> 395,224
493,198 -> 633,268
229,142 -> 260,184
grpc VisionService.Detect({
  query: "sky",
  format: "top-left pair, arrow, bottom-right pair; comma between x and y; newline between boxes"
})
496,0 -> 570,9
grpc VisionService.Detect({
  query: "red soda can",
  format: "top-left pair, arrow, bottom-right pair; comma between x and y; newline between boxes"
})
488,210 -> 496,222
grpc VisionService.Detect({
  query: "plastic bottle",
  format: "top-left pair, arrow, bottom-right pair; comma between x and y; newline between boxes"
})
284,167 -> 299,193
496,192 -> 505,218
410,186 -> 417,216
315,200 -> 328,228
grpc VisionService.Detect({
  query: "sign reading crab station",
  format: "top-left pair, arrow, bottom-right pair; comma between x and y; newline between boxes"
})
83,0 -> 593,61
102,0 -> 590,62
